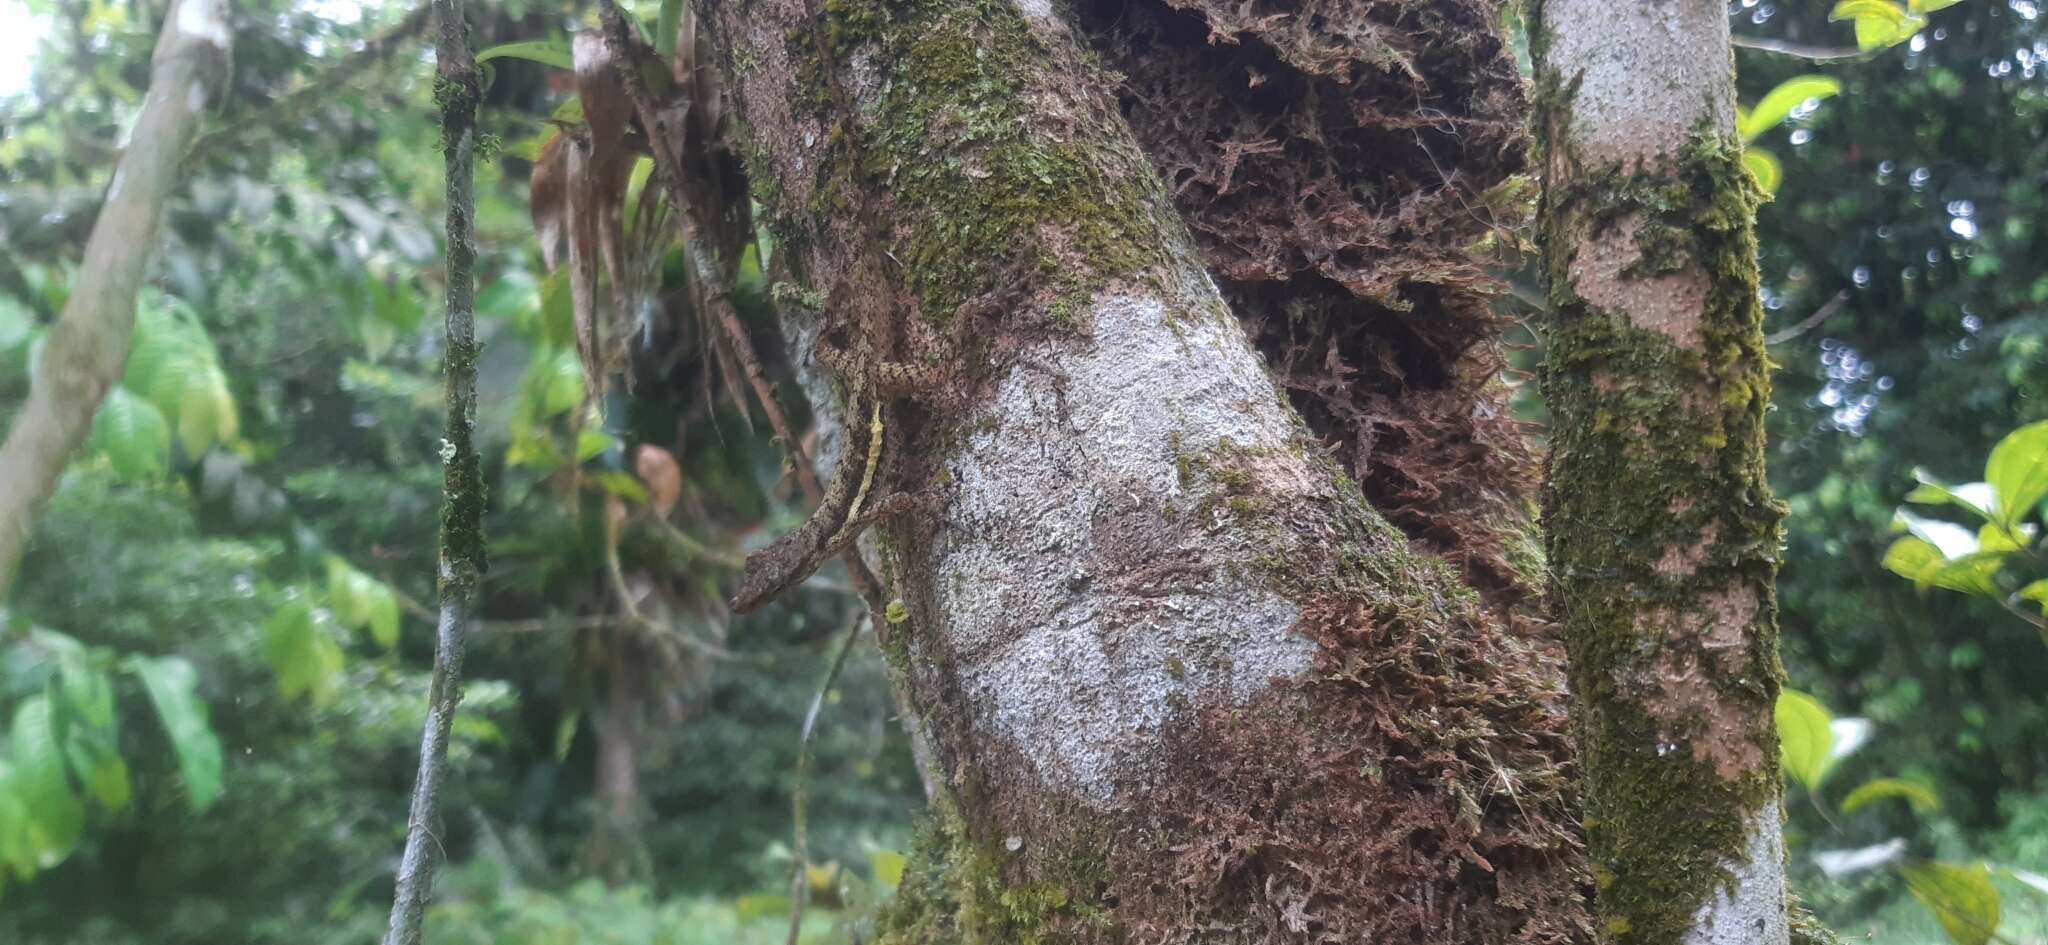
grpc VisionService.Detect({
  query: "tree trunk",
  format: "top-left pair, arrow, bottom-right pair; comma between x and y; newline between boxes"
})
700,2 -> 1589,942
1532,2 -> 1792,943
0,0 -> 232,597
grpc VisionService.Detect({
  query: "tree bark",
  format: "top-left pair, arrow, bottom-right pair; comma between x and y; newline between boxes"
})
0,0 -> 231,598
700,2 -> 1589,942
1533,2 -> 1792,944
382,0 -> 485,941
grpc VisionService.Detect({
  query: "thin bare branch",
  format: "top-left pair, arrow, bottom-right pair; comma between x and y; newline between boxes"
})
1765,290 -> 1851,345
1731,33 -> 1868,62
381,0 -> 483,941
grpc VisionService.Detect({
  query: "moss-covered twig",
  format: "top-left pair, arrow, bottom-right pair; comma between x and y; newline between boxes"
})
380,1 -> 484,942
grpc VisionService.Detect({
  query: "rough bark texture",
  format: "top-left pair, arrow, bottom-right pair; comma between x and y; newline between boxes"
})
1532,2 -> 1791,944
1073,0 -> 1544,623
0,0 -> 231,598
701,1 -> 1590,942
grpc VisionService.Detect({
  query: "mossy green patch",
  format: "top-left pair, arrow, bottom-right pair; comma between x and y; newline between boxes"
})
876,813 -> 1111,945
1536,113 -> 1788,945
810,0 -> 1162,323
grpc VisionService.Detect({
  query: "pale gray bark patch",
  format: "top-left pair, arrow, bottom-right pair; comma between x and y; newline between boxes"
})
1544,0 -> 1734,166
1684,804 -> 1790,945
933,285 -> 1318,802
173,0 -> 231,50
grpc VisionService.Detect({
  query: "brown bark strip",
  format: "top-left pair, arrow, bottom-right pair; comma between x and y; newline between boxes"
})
0,0 -> 233,597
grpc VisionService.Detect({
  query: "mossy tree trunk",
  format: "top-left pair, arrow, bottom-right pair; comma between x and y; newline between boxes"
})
700,2 -> 1590,942
1532,2 -> 1792,944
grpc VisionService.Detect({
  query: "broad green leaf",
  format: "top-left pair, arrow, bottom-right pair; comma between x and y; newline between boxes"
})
1883,536 -> 1945,587
1897,509 -> 1979,559
11,695 -> 84,865
1840,777 -> 1940,814
1905,470 -> 1997,521
365,586 -> 400,651
1830,0 -> 1926,48
1901,862 -> 2001,945
1738,76 -> 1842,142
89,386 -> 169,481
536,348 -> 583,418
475,40 -> 573,70
126,656 -> 224,812
869,849 -> 907,891
590,471 -> 648,503
174,365 -> 238,456
262,597 -> 342,704
79,754 -> 131,812
576,428 -> 617,463
1743,148 -> 1783,196
1928,552 -> 2007,597
1777,689 -> 1835,790
1977,522 -> 2033,554
326,556 -> 402,650
2018,580 -> 2048,615
1986,421 -> 2048,530
1909,0 -> 1963,10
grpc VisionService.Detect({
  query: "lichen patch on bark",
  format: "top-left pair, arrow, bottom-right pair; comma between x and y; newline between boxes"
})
931,287 -> 1318,801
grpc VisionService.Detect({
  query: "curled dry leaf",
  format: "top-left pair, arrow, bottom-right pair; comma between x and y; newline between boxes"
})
634,444 -> 683,519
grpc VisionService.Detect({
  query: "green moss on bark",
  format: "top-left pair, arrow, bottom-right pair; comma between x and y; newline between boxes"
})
808,0 -> 1163,322
1538,126 -> 1788,945
876,814 -> 1111,945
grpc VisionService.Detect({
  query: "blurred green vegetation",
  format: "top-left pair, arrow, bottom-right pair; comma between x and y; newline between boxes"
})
0,0 -> 2044,942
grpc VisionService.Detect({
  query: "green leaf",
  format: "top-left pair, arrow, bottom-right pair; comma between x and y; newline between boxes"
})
2018,580 -> 2048,615
366,586 -> 400,651
589,471 -> 648,503
576,428 -> 617,463
1908,0 -> 1963,11
262,597 -> 343,704
655,0 -> 681,57
1743,148 -> 1782,196
869,849 -> 907,891
1901,862 -> 2001,945
125,656 -> 224,812
89,386 -> 170,481
323,556 -> 399,648
475,39 -> 573,70
11,695 -> 84,865
1840,778 -> 1940,814
1905,469 -> 1997,521
1986,421 -> 2048,530
1830,0 -> 1926,49
1883,536 -> 1945,587
1896,509 -> 1980,559
1929,552 -> 2007,597
174,365 -> 238,456
535,348 -> 584,418
553,711 -> 580,761
1777,689 -> 1836,790
1738,76 -> 1842,142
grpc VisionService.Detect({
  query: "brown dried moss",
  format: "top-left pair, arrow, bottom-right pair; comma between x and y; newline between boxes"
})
1076,0 -> 1542,617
